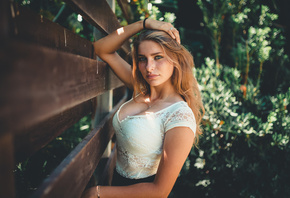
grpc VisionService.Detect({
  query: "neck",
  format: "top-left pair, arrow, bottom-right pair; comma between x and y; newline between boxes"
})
148,84 -> 176,102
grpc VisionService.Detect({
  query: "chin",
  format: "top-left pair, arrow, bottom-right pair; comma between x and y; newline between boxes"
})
148,81 -> 165,87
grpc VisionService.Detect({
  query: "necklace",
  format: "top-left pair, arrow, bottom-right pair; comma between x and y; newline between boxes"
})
144,98 -> 152,109
144,97 -> 162,109
143,93 -> 175,110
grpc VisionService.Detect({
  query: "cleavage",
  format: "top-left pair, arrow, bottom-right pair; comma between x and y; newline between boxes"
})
118,101 -> 150,122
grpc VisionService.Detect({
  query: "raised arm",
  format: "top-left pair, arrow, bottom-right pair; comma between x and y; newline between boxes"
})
93,19 -> 180,89
93,20 -> 142,89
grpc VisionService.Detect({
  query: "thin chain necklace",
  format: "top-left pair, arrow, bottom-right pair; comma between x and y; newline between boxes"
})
144,97 -> 152,108
143,88 -> 178,110
144,95 -> 171,109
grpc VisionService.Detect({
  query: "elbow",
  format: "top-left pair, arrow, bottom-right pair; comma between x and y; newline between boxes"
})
94,49 -> 98,56
93,42 -> 100,56
93,47 -> 106,61
93,41 -> 105,58
155,191 -> 170,198
151,185 -> 171,198
160,190 -> 171,198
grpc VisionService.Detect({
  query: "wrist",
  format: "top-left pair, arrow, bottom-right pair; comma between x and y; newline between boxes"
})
96,186 -> 101,198
136,19 -> 144,31
143,18 -> 148,29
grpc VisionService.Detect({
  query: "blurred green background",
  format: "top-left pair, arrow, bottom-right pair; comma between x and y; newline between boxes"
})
15,0 -> 289,197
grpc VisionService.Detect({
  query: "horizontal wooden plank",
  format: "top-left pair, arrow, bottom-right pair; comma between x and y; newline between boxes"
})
14,87 -> 126,163
65,0 -> 119,34
65,0 -> 130,54
0,41 -> 123,135
14,98 -> 96,163
10,4 -> 93,58
31,94 -> 127,198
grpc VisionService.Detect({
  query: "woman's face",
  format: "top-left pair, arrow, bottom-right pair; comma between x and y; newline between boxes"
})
137,40 -> 174,88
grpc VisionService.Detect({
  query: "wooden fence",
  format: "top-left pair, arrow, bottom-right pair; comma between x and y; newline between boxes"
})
0,0 -> 133,197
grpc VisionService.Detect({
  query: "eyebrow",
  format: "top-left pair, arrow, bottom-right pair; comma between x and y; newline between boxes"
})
138,52 -> 163,56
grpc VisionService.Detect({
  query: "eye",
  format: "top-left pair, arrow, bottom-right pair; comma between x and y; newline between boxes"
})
155,55 -> 163,60
138,56 -> 147,62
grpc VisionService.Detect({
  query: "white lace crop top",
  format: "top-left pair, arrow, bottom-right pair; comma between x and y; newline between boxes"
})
112,99 -> 196,179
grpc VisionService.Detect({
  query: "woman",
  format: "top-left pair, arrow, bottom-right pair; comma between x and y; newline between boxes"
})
82,18 -> 204,198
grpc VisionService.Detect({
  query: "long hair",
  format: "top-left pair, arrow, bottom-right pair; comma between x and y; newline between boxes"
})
131,30 -> 204,145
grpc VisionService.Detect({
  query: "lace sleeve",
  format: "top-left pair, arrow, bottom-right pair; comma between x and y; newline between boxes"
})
164,106 -> 196,134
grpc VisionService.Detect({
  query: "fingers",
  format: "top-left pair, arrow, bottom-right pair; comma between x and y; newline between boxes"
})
167,26 -> 181,44
147,19 -> 181,44
172,28 -> 180,44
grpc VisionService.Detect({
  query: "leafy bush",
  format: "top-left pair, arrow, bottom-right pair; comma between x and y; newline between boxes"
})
171,58 -> 290,198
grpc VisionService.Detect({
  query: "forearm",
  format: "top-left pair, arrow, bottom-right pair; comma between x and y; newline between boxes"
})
101,183 -> 165,198
83,182 -> 166,198
93,20 -> 143,56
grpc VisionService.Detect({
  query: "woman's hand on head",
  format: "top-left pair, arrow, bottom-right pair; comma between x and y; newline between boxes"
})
144,18 -> 181,44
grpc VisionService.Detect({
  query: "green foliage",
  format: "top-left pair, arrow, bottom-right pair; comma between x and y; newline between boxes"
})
128,0 -> 176,23
67,13 -> 84,34
115,1 -> 129,27
248,26 -> 271,62
172,58 -> 290,198
259,5 -> 278,26
16,0 -> 65,21
16,0 -> 95,41
197,0 -> 289,94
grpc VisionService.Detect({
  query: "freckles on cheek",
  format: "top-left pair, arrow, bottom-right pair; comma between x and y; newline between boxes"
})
138,64 -> 146,77
138,63 -> 145,71
137,64 -> 141,72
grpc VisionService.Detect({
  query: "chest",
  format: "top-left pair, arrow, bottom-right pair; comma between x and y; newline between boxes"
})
113,112 -> 166,154
118,98 -> 174,123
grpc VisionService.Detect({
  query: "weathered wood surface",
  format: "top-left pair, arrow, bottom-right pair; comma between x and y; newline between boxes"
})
11,4 -> 93,58
65,0 -> 130,54
0,0 -> 130,197
0,41 -> 123,135
14,87 -> 127,163
0,1 -> 15,198
100,144 -> 117,185
0,0 -> 10,40
0,134 -> 15,198
14,98 -> 96,163
31,94 -> 127,198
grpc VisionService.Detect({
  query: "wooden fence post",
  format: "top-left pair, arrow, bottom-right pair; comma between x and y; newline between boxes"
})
92,0 -> 116,158
0,1 -> 15,197
0,134 -> 15,198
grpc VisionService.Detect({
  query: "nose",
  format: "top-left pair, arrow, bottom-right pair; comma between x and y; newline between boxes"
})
146,59 -> 155,72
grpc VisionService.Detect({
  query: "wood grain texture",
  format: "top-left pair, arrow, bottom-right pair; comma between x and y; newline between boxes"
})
0,41 -> 123,135
100,144 -> 117,186
14,98 -> 96,163
31,94 -> 127,198
10,5 -> 93,58
65,0 -> 130,54
0,0 -> 11,40
0,134 -> 15,198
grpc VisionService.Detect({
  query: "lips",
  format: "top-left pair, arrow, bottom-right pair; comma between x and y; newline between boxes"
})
146,74 -> 159,79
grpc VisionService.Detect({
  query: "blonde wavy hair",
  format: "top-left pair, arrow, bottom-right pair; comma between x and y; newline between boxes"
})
131,30 -> 204,145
